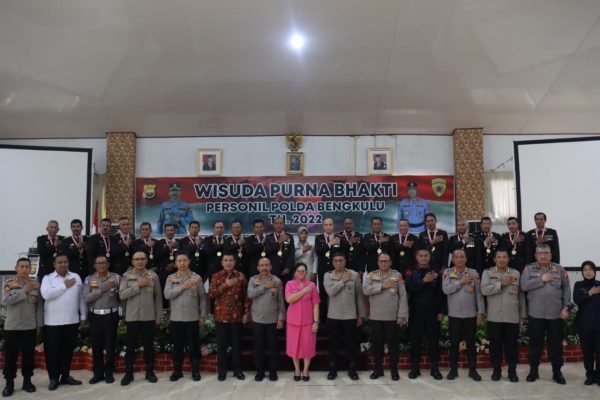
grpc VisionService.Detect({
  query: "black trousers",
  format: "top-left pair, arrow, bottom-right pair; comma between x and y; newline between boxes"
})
579,328 -> 600,376
328,318 -> 358,369
371,320 -> 398,372
409,310 -> 440,365
3,329 -> 36,380
448,317 -> 477,366
317,270 -> 328,323
89,312 -> 119,376
170,321 -> 201,369
125,321 -> 156,371
216,322 -> 242,375
252,322 -> 278,373
528,317 -> 563,368
488,321 -> 519,367
43,324 -> 78,381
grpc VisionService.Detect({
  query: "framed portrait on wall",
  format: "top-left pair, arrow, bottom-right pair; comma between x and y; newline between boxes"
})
286,152 -> 304,175
368,148 -> 392,175
197,149 -> 222,176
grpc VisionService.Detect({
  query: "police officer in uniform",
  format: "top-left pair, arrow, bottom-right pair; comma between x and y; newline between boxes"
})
324,253 -> 365,381
119,251 -> 163,386
224,220 -> 249,278
178,221 -> 205,278
363,252 -> 408,381
363,217 -> 391,272
525,212 -> 560,264
83,255 -> 120,384
247,257 -> 286,381
520,243 -> 571,384
111,217 -> 134,276
164,253 -> 207,382
389,219 -> 418,274
204,220 -> 228,279
480,248 -> 526,382
418,213 -> 449,271
264,217 -> 295,282
60,218 -> 88,281
315,217 -> 346,322
36,220 -> 64,279
397,181 -> 430,234
442,249 -> 484,381
2,258 -> 43,396
500,217 -> 527,272
448,219 -> 482,270
475,216 -> 501,275
338,218 -> 365,273
405,247 -> 444,380
245,219 -> 268,276
157,183 -> 194,234
87,218 -> 114,274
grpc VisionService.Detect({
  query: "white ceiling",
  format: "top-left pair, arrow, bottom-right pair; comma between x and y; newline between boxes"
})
1,0 -> 600,138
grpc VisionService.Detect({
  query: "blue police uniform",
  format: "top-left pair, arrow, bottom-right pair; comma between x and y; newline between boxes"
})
157,201 -> 194,234
397,198 -> 430,234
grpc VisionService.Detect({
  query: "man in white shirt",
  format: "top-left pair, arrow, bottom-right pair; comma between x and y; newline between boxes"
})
40,254 -> 87,391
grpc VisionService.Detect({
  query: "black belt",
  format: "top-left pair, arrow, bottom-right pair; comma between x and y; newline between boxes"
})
409,222 -> 424,228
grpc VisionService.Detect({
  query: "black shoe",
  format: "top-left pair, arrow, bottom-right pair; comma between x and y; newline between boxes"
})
169,371 -> 183,382
584,375 -> 595,385
526,367 -> 539,382
218,373 -> 226,381
468,368 -> 482,382
60,376 -> 82,385
105,372 -> 114,384
552,371 -> 566,385
254,372 -> 265,382
120,373 -> 133,386
192,372 -> 201,381
293,373 -> 301,382
21,380 -> 36,393
447,368 -> 458,380
348,370 -> 359,381
508,371 -> 519,383
48,379 -> 59,391
269,372 -> 278,381
391,370 -> 400,381
430,367 -> 443,380
89,375 -> 104,384
370,370 -> 384,380
2,382 -> 13,397
491,367 -> 501,381
408,366 -> 421,379
327,370 -> 337,380
302,375 -> 310,382
145,371 -> 158,383
234,372 -> 245,381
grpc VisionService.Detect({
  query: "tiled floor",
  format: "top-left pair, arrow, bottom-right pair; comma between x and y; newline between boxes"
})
6,364 -> 600,399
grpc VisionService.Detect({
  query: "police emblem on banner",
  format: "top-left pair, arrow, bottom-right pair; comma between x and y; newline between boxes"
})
143,183 -> 157,199
431,178 -> 446,197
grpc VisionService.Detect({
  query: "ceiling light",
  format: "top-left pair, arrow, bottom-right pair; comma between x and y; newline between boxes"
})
289,34 -> 305,50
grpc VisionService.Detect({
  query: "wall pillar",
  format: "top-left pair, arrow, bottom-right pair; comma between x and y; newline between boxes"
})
105,132 -> 136,222
453,128 -> 485,222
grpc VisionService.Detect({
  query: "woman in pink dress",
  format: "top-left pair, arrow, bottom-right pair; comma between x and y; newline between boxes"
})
285,263 -> 320,381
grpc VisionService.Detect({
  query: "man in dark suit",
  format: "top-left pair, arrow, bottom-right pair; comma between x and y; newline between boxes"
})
110,216 -> 135,275
500,217 -> 527,272
363,217 -> 391,272
417,213 -> 449,271
245,219 -> 268,276
224,220 -> 248,278
87,218 -> 114,275
448,219 -> 482,270
59,219 -> 88,281
373,155 -> 387,170
524,212 -> 560,264
338,218 -> 365,273
390,219 -> 419,274
36,220 -> 64,279
202,155 -> 216,171
203,220 -> 227,279
475,216 -> 502,275
178,220 -> 206,279
264,217 -> 295,283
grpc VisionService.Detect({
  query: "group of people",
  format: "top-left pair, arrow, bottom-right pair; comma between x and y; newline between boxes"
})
2,211 -> 599,396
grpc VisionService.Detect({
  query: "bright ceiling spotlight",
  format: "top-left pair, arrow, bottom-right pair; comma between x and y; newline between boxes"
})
289,33 -> 305,50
